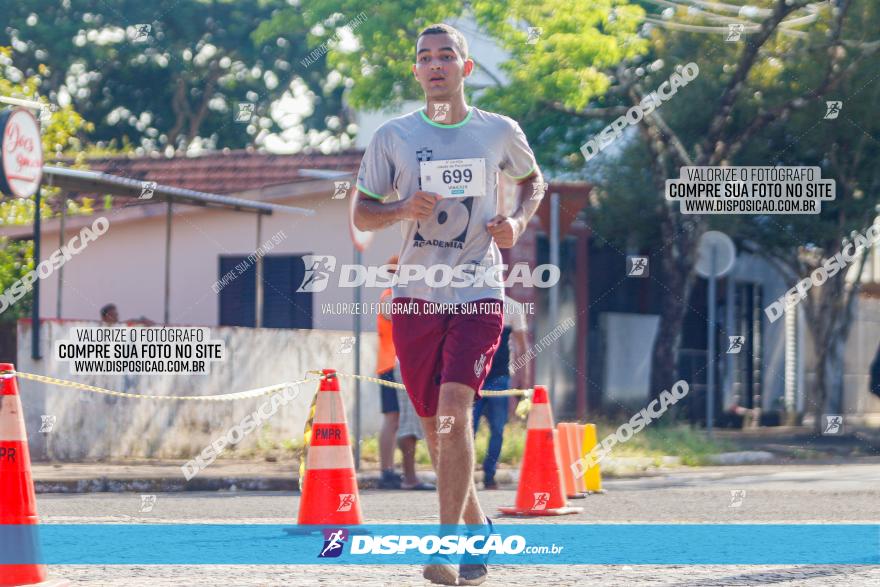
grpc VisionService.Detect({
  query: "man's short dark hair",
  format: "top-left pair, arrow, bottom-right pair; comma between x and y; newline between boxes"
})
417,23 -> 469,61
100,304 -> 117,317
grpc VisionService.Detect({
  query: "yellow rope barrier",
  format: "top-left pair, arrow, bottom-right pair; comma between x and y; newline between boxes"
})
331,371 -> 533,398
14,370 -> 317,402
11,368 -> 531,402
10,367 -> 532,482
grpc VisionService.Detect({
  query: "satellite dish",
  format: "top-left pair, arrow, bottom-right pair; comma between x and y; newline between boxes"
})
695,231 -> 736,278
348,186 -> 374,252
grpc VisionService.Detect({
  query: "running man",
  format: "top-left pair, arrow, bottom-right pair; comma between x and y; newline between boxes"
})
353,23 -> 544,586
300,257 -> 332,292
320,529 -> 346,558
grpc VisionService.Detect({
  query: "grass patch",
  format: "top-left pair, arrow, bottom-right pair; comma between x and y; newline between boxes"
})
351,434 -> 435,466
474,420 -> 527,466
237,419 -> 731,469
354,419 -> 529,468
790,447 -> 823,460
595,422 -> 735,466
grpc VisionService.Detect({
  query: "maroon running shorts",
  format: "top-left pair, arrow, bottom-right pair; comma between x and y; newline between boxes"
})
391,297 -> 504,417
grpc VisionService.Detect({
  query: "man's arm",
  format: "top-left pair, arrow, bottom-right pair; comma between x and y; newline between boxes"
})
353,191 -> 440,232
486,170 -> 545,248
511,171 -> 546,235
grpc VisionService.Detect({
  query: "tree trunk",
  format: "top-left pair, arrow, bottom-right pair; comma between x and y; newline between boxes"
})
803,247 -> 865,433
810,337 -> 846,434
649,206 -> 702,400
649,272 -> 691,398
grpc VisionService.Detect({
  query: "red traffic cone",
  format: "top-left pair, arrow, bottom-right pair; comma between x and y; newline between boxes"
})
499,386 -> 583,516
0,364 -> 70,586
297,369 -> 363,525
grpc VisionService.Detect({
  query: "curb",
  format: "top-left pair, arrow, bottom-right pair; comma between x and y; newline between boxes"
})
37,453 -> 779,494
707,451 -> 776,465
34,469 -> 519,494
35,477 -> 297,494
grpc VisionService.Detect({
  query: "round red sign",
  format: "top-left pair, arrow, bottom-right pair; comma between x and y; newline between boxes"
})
0,108 -> 44,198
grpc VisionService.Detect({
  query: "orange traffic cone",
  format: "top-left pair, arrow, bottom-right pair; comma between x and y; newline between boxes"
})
572,425 -> 588,495
297,369 -> 363,525
499,386 -> 583,516
557,423 -> 586,499
0,364 -> 69,586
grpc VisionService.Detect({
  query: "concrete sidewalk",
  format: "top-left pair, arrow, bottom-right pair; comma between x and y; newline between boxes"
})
28,453 -> 775,493
33,460 -> 300,493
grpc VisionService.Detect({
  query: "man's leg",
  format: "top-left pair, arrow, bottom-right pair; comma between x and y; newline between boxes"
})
434,301 -> 502,529
466,399 -> 488,518
436,382 -> 485,526
422,415 -> 440,469
421,416 -> 482,520
378,374 -> 402,488
420,415 -> 462,584
399,435 -> 418,485
395,385 -> 434,490
461,476 -> 484,523
472,398 -> 484,436
483,397 -> 509,487
390,300 -> 457,583
379,411 -> 400,473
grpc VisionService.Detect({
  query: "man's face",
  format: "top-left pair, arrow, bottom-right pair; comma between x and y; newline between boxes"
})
413,33 -> 473,100
104,307 -> 119,324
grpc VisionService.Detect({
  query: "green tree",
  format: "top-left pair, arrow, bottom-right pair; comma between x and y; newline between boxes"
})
590,0 -> 879,429
720,0 -> 880,427
2,0 -> 346,152
1,47 -> 94,322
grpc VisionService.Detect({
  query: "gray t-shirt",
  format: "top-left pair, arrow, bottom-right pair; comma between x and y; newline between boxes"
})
357,107 -> 537,304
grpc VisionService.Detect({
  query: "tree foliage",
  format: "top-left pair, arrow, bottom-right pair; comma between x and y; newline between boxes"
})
2,0 -> 347,153
591,0 -> 880,425
293,0 -> 647,170
0,47 -> 95,322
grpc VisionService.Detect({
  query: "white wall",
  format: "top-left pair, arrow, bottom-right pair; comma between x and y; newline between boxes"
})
35,190 -> 402,335
601,313 -> 660,405
729,252 -> 796,412
843,296 -> 880,420
17,320 -> 384,460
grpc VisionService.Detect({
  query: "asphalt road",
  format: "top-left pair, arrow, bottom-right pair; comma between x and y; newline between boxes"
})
35,463 -> 880,586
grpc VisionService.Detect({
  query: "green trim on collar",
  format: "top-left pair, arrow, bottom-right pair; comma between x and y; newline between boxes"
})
419,106 -> 474,129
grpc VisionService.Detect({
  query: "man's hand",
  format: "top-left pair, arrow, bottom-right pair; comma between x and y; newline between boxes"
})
401,191 -> 440,221
353,190 -> 440,231
486,215 -> 524,249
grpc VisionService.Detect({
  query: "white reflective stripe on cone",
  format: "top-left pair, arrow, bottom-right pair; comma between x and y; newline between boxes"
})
0,396 -> 26,442
313,392 -> 347,425
527,402 -> 554,430
307,445 -> 355,470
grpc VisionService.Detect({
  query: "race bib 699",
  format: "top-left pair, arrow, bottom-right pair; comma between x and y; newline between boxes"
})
420,158 -> 486,198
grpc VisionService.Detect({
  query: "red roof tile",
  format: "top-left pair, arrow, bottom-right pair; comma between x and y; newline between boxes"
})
54,149 -> 364,195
